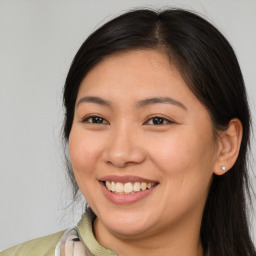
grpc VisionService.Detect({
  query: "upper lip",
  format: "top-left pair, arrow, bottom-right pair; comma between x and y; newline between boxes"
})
99,175 -> 159,184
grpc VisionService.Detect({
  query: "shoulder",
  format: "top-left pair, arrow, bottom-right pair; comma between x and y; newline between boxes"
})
0,231 -> 64,256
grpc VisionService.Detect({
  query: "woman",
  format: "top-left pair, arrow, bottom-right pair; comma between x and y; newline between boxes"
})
1,8 -> 255,256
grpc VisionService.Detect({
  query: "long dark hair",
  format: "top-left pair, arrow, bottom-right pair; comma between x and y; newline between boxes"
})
63,8 -> 255,256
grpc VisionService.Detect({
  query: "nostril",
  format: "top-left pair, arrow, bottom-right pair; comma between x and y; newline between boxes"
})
101,132 -> 146,167
104,149 -> 146,168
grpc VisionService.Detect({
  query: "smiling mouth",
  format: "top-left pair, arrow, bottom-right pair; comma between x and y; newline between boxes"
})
103,181 -> 158,195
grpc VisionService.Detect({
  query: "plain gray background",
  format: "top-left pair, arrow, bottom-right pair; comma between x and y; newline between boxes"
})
0,0 -> 255,251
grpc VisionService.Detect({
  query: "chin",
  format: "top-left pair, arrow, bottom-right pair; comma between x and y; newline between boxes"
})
100,211 -> 156,238
107,221 -> 151,238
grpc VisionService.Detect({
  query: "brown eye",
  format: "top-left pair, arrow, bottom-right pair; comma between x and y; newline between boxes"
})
82,115 -> 109,124
146,117 -> 173,125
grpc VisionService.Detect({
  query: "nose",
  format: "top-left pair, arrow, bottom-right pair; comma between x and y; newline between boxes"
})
102,124 -> 146,168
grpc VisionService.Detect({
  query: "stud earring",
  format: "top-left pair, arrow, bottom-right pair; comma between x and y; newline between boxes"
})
221,166 -> 226,171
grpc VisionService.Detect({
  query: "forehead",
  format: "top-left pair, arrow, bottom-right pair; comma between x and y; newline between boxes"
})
77,50 -> 193,100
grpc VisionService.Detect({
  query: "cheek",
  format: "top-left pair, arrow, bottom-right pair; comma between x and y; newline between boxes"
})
150,132 -> 214,173
68,127 -> 101,177
149,134 -> 215,220
68,127 -> 104,206
149,128 -> 216,196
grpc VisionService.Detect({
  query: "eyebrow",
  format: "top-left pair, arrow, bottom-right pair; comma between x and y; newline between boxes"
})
136,97 -> 187,110
76,96 -> 112,108
76,96 -> 186,111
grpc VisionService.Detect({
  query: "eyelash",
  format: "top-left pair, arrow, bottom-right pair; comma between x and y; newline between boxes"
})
81,115 -> 109,124
81,115 -> 174,126
144,116 -> 174,125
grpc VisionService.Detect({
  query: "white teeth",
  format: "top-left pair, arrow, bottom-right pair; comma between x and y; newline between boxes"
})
106,181 -> 111,190
111,181 -> 116,192
105,181 -> 156,194
115,182 -> 124,193
124,182 -> 133,193
133,182 -> 141,192
141,182 -> 147,191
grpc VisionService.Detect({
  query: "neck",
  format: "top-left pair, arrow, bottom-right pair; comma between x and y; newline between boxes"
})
93,213 -> 204,256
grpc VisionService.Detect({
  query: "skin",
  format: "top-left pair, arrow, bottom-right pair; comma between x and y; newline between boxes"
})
68,50 -> 228,256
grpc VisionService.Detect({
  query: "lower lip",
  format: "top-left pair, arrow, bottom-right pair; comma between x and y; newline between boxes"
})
100,182 -> 158,204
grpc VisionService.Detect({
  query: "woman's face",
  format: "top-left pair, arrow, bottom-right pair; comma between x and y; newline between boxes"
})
69,50 -> 219,238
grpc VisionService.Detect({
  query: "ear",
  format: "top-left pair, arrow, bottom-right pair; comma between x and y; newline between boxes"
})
213,118 -> 243,175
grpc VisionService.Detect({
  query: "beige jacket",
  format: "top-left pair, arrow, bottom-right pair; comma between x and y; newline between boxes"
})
1,209 -> 117,256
